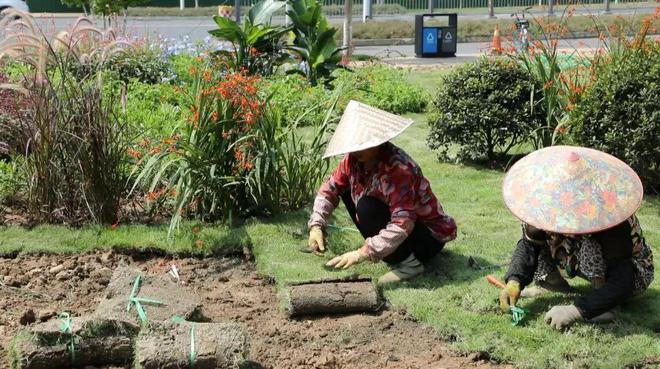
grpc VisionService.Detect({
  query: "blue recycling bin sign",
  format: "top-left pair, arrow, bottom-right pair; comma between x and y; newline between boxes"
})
415,14 -> 457,58
422,27 -> 438,54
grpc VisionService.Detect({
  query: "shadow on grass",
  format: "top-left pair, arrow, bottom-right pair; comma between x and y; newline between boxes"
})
381,249 -> 501,292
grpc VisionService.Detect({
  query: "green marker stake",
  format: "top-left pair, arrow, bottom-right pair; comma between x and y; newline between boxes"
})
58,312 -> 76,362
510,306 -> 528,326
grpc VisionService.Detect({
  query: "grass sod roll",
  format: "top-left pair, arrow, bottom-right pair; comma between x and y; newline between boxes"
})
134,321 -> 249,369
8,317 -> 139,369
285,278 -> 381,317
95,266 -> 205,325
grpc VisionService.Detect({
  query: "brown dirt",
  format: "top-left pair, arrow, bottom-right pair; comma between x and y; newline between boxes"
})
0,251 -> 512,369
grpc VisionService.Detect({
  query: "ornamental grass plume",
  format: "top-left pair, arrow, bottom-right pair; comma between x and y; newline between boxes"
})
0,11 -> 133,224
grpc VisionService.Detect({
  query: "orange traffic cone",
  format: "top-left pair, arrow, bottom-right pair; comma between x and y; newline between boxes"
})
491,26 -> 502,55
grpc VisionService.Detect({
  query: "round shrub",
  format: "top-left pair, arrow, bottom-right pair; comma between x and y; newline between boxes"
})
427,57 -> 544,162
569,42 -> 660,193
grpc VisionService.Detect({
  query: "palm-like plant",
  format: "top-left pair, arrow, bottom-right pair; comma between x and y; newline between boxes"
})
209,0 -> 291,76
286,0 -> 345,87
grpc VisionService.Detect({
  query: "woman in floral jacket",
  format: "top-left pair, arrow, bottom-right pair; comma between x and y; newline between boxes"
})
307,101 -> 456,285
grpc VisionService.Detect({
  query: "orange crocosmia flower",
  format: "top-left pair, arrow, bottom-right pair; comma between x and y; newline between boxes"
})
195,239 -> 205,249
222,131 -> 230,139
244,161 -> 254,170
192,226 -> 201,233
111,223 -> 118,230
127,147 -> 142,159
211,111 -> 219,121
203,71 -> 212,82
146,191 -> 158,201
149,146 -> 162,155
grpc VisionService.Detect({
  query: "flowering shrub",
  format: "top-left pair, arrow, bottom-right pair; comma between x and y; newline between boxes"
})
569,12 -> 660,193
132,60 -> 335,235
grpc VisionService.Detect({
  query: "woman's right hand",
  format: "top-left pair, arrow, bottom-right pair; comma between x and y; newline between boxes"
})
308,226 -> 326,254
499,280 -> 521,312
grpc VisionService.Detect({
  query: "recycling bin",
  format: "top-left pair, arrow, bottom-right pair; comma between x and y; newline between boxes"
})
415,13 -> 457,58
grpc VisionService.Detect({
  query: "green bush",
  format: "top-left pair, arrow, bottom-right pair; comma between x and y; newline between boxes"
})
105,47 -> 173,84
334,65 -> 429,114
427,58 -> 544,161
0,159 -> 24,204
569,41 -> 660,193
124,80 -> 183,139
260,74 -> 330,127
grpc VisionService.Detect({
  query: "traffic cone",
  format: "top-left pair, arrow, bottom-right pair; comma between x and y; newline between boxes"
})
491,26 -> 502,55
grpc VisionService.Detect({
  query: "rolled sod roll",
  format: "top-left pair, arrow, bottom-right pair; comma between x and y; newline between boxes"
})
135,321 -> 249,369
285,278 -> 380,317
8,317 -> 138,369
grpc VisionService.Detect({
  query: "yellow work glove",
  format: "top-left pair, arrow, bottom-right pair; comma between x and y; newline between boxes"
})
308,226 -> 326,254
499,280 -> 521,312
325,248 -> 368,269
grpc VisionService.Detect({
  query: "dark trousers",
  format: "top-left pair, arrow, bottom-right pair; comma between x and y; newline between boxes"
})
341,192 -> 444,265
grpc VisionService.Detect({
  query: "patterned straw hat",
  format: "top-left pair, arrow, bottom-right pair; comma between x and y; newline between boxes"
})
322,100 -> 414,159
502,145 -> 643,235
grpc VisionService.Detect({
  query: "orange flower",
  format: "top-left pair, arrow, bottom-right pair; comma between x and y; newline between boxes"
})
211,111 -> 219,121
149,146 -> 163,155
195,239 -> 205,249
192,226 -> 201,234
146,191 -> 158,201
203,71 -> 212,82
127,147 -> 142,159
189,66 -> 198,75
111,223 -> 119,230
543,80 -> 554,89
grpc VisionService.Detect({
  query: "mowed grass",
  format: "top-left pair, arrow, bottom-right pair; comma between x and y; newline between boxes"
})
0,223 -> 248,256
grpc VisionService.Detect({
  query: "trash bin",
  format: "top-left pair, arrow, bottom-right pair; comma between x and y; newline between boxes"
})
415,13 -> 457,58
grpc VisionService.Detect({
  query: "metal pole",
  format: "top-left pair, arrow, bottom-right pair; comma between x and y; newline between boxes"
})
548,0 -> 554,16
180,0 -> 185,10
343,0 -> 353,63
235,0 -> 241,24
428,0 -> 433,13
604,0 -> 611,14
363,0 -> 372,22
285,3 -> 292,25
488,0 -> 495,18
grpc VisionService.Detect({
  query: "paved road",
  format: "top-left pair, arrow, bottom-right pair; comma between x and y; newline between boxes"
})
30,4 -> 655,41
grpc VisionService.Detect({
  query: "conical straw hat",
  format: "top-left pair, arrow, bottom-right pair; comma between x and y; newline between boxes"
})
502,146 -> 643,235
323,100 -> 414,159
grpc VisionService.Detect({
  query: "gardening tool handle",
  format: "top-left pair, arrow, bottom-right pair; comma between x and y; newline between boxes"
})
486,274 -> 506,289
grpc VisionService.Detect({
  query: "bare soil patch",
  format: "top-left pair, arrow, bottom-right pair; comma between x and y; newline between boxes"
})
0,251 -> 512,369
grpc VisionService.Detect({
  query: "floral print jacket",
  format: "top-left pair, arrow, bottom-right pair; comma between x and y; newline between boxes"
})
308,143 -> 457,261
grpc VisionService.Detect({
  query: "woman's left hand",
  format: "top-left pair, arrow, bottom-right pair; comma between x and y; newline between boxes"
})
326,249 -> 368,269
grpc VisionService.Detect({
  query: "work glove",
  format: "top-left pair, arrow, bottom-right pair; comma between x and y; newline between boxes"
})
326,248 -> 368,269
544,305 -> 582,330
499,280 -> 521,312
308,226 -> 326,254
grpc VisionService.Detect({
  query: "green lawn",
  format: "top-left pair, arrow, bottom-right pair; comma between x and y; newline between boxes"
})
248,121 -> 660,369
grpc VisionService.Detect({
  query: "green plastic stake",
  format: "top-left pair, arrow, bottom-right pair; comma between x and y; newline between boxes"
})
510,306 -> 528,326
126,275 -> 165,322
58,312 -> 75,362
171,315 -> 196,365
189,325 -> 197,365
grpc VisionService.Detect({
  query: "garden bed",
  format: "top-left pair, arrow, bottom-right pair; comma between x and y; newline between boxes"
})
0,250 -> 510,369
